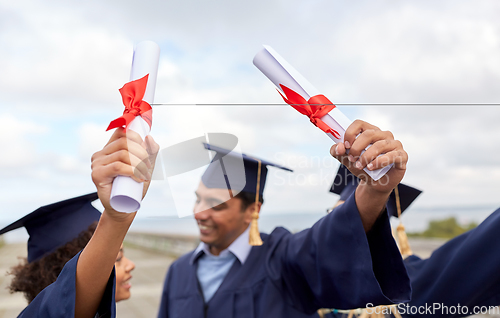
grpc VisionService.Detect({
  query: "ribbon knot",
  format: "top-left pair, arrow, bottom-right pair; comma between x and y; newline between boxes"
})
124,108 -> 141,116
107,74 -> 153,131
278,84 -> 340,139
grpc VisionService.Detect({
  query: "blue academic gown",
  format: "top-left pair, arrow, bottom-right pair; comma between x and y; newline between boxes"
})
158,194 -> 411,318
17,251 -> 116,318
402,207 -> 500,318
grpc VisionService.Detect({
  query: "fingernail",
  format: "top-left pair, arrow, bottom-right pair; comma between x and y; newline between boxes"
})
367,163 -> 373,170
348,155 -> 355,162
335,146 -> 341,155
344,141 -> 351,149
355,161 -> 362,169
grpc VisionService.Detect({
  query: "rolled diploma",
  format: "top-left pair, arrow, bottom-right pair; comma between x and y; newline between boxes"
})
253,45 -> 392,181
110,41 -> 160,213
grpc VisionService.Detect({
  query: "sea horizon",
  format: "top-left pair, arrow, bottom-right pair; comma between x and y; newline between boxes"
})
2,204 -> 498,244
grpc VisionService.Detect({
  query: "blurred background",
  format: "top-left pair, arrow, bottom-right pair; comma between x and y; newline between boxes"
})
1,0 -> 500,316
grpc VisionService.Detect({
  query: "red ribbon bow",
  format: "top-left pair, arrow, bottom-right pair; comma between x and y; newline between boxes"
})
278,84 -> 340,139
107,74 -> 152,131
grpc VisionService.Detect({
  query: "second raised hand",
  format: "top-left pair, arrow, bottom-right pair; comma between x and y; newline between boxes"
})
330,119 -> 408,193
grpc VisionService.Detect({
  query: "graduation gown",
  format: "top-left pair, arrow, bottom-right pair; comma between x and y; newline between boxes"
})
17,251 -> 116,318
402,207 -> 500,318
158,194 -> 411,318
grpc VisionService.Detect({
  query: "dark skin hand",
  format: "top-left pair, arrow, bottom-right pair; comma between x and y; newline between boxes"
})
330,120 -> 408,232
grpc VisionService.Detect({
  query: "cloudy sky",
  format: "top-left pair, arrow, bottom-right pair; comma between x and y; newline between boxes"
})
1,0 -> 500,239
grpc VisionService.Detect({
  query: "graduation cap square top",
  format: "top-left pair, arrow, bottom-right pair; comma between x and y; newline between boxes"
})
201,143 -> 292,197
329,165 -> 422,218
0,193 -> 101,263
329,164 -> 360,201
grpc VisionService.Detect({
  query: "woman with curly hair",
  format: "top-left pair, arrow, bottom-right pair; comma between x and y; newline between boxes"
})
7,220 -> 135,304
1,191 -> 136,317
1,129 -> 158,318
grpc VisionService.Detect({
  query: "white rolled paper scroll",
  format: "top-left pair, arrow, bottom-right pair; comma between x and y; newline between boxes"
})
110,41 -> 160,213
253,45 -> 392,181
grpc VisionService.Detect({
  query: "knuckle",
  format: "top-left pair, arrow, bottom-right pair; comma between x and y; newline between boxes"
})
91,156 -> 103,170
91,166 -> 102,182
118,137 -> 129,150
373,139 -> 386,149
365,129 -> 376,137
111,162 -> 121,173
91,150 -> 102,163
392,140 -> 403,150
118,150 -> 130,163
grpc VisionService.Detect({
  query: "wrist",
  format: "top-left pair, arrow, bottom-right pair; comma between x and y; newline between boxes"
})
355,182 -> 391,232
102,208 -> 136,225
358,180 -> 392,198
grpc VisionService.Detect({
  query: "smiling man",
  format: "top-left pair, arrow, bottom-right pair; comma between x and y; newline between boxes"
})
158,120 -> 412,318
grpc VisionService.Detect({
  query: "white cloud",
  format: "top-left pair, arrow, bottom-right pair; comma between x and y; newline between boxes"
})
0,1 -> 132,114
0,113 -> 49,168
2,0 -> 500,227
361,105 -> 500,208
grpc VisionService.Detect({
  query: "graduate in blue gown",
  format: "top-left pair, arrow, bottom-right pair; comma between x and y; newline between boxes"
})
326,165 -> 500,318
402,207 -> 500,318
322,164 -> 422,318
158,120 -> 412,318
1,128 -> 158,318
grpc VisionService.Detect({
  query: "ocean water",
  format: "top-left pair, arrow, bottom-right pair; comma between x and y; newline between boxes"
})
128,212 -> 329,236
128,204 -> 499,236
2,205 -> 498,243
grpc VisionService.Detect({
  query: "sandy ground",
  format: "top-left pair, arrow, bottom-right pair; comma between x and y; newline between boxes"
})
0,243 -> 27,318
0,238 -> 498,318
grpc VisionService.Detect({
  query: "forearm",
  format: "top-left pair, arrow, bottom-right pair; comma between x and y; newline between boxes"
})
75,210 -> 135,318
355,182 -> 391,232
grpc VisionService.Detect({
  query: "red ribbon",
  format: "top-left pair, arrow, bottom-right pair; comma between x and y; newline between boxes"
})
106,74 -> 152,131
278,84 -> 341,139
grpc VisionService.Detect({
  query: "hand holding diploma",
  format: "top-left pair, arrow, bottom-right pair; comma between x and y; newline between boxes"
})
91,128 -> 159,217
253,45 -> 392,181
330,120 -> 408,232
106,40 -> 160,212
81,128 -> 158,318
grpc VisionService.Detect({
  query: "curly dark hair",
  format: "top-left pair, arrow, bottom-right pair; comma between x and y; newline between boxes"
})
8,221 -> 98,303
234,191 -> 264,212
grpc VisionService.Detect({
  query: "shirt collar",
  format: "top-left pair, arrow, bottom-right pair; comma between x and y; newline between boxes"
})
190,225 -> 252,265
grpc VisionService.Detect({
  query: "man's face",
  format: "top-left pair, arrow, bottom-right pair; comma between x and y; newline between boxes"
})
193,182 -> 253,255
